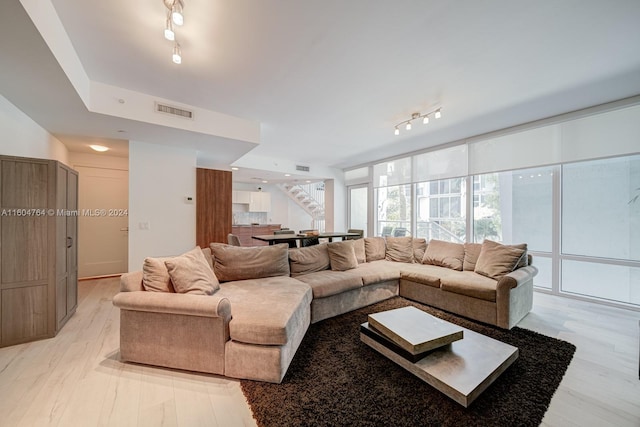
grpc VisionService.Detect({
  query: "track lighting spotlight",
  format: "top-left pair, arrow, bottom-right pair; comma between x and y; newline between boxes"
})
393,107 -> 443,135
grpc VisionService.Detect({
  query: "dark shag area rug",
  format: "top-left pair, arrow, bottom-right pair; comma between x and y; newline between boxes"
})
241,297 -> 576,427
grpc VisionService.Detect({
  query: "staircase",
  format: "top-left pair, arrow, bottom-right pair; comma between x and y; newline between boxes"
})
277,182 -> 325,230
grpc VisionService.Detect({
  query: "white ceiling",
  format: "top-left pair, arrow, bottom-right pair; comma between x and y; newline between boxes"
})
2,0 -> 640,175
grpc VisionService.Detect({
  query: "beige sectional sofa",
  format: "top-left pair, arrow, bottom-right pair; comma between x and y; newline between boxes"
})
113,237 -> 537,383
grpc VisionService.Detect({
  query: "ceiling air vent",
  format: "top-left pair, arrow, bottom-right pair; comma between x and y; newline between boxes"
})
296,165 -> 310,172
155,102 -> 194,119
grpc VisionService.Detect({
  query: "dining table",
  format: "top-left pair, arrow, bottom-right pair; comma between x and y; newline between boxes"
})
251,231 -> 361,245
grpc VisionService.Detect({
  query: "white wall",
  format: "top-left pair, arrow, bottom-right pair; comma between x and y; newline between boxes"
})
0,94 -> 69,164
128,140 -> 196,270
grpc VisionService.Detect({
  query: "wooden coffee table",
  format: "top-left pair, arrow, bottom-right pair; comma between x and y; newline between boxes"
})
360,306 -> 518,407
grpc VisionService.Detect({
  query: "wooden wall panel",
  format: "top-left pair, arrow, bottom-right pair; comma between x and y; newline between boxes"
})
196,168 -> 232,247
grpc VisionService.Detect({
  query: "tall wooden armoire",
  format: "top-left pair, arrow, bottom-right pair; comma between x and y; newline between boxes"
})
0,155 -> 78,347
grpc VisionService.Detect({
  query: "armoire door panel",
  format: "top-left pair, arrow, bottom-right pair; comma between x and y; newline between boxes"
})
1,216 -> 48,283
1,285 -> 48,345
1,160 -> 48,208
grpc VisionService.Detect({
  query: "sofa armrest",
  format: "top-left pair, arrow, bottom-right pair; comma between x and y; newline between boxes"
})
113,291 -> 231,320
496,265 -> 538,329
497,265 -> 539,291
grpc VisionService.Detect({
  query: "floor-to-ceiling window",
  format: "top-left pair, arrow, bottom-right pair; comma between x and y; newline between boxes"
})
348,185 -> 369,236
374,157 -> 412,236
471,166 -> 555,289
416,178 -> 466,242
561,155 -> 640,304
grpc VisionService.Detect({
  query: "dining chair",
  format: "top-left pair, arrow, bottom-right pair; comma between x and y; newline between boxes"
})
274,229 -> 297,248
299,229 -> 320,247
345,229 -> 364,240
227,233 -> 241,246
393,227 -> 409,237
381,226 -> 394,237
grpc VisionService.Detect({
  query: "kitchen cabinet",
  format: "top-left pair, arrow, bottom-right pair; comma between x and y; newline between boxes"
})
232,190 -> 251,204
231,224 -> 281,246
249,191 -> 271,212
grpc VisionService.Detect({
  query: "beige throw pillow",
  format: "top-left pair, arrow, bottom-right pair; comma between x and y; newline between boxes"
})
364,237 -> 386,262
463,242 -> 483,271
422,239 -> 465,271
211,243 -> 290,282
474,240 -> 527,280
142,256 -> 175,293
385,237 -> 414,263
327,240 -> 358,271
412,238 -> 427,264
288,244 -> 331,277
353,238 -> 366,264
164,247 -> 220,295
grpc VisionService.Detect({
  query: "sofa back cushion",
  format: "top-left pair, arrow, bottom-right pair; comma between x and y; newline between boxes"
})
211,243 -> 290,282
463,242 -> 483,271
353,238 -> 366,264
412,238 -> 427,263
288,244 -> 331,277
474,239 -> 527,279
422,239 -> 465,271
327,240 -> 358,271
364,237 -> 386,262
385,237 -> 414,263
165,246 -> 219,295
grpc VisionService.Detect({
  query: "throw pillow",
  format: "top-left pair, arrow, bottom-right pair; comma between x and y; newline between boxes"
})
288,244 -> 331,277
463,242 -> 483,271
385,237 -> 414,263
142,256 -> 175,293
474,239 -> 527,280
353,238 -> 366,264
412,238 -> 427,263
364,237 -> 386,262
422,239 -> 465,271
164,247 -> 220,295
327,240 -> 358,271
210,243 -> 290,282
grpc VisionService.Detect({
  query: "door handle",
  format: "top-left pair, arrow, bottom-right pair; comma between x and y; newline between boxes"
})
120,227 -> 129,232
66,236 -> 73,248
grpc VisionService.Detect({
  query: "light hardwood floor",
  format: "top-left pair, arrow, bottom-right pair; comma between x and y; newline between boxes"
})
1,278 -> 638,426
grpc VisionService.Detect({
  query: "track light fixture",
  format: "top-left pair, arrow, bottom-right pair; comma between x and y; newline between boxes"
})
394,108 -> 442,135
163,0 -> 185,64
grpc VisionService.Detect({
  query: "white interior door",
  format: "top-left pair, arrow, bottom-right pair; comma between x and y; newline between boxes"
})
77,166 -> 128,278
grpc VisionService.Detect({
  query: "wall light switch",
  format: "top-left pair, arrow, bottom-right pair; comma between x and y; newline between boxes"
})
139,221 -> 150,230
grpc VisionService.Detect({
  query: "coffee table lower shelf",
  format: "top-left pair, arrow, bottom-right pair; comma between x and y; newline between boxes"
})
360,322 -> 518,407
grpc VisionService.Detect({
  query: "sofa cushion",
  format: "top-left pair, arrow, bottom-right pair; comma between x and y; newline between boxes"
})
474,240 -> 527,280
165,247 -> 220,295
327,240 -> 358,271
422,239 -> 465,271
294,270 -> 364,298
463,243 -> 483,271
353,239 -> 366,264
142,256 -> 175,293
211,243 -> 290,282
364,237 -> 386,262
385,237 -> 414,263
400,271 -> 441,288
217,276 -> 312,346
413,238 -> 427,263
356,260 -> 402,285
288,244 -> 330,277
440,271 -> 498,302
